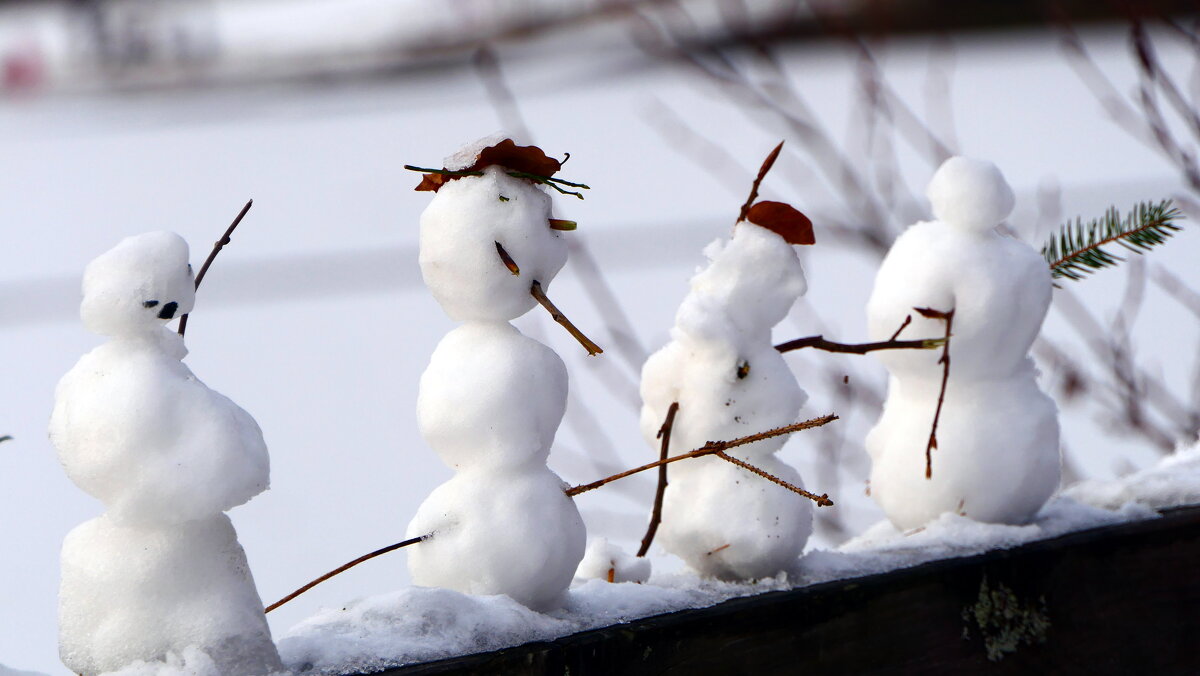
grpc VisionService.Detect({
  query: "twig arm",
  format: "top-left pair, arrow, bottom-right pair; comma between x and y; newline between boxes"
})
775,334 -> 944,355
264,533 -> 431,614
178,199 -> 253,337
914,306 -> 955,479
531,280 -> 604,356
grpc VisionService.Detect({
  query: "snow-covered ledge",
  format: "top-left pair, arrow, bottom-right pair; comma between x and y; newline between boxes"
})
277,444 -> 1200,675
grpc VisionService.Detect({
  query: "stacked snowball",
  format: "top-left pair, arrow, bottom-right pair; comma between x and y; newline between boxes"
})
865,157 -> 1061,530
49,232 -> 282,676
640,219 -> 813,581
405,141 -> 586,611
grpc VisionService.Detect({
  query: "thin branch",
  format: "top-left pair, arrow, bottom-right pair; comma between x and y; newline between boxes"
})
737,140 -> 784,223
264,534 -> 431,614
566,414 -> 838,497
889,314 -> 913,341
637,401 -> 679,557
915,307 -> 954,479
531,280 -> 603,356
177,199 -> 253,337
713,451 -> 833,506
775,334 -> 944,355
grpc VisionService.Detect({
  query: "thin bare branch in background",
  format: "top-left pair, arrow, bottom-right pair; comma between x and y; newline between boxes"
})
472,46 -> 533,141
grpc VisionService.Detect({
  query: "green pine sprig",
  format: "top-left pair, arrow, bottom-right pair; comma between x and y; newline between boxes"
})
1042,200 -> 1184,281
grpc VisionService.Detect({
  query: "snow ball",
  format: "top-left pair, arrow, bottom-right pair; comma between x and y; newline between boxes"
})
406,466 -> 586,612
576,538 -> 651,584
81,231 -> 195,337
926,156 -> 1015,233
50,337 -> 271,524
60,514 -> 282,676
418,322 -> 567,470
419,166 -> 567,322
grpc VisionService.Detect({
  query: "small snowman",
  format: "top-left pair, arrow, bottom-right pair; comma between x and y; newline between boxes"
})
49,232 -> 282,675
865,157 -> 1061,530
404,137 -> 586,611
640,201 -> 817,581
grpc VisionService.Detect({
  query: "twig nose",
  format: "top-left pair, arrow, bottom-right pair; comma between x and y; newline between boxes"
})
157,301 -> 179,320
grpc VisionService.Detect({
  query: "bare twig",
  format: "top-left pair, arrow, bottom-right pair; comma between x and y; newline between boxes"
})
566,414 -> 838,497
713,451 -> 833,506
737,140 -> 784,223
889,314 -> 913,341
178,199 -> 253,337
637,401 -> 679,557
915,306 -> 954,479
531,280 -> 604,356
775,334 -> 944,355
264,534 -> 431,614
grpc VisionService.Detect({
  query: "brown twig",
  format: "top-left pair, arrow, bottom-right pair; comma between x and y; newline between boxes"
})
915,307 -> 954,479
774,334 -> 944,355
495,241 -> 520,275
737,140 -> 784,223
264,534 -> 431,614
566,414 -> 838,497
889,314 -> 912,341
713,451 -> 833,507
178,199 -> 253,337
531,280 -> 603,356
636,401 -> 679,557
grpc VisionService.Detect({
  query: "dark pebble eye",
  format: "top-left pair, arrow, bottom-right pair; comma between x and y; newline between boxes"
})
143,300 -> 159,308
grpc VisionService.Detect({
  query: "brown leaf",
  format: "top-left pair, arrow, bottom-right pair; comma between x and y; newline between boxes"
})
745,201 -> 815,245
468,139 -> 561,178
415,173 -> 446,192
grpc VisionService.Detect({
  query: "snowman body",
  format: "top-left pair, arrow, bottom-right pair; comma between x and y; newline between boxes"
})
408,161 -> 585,611
640,223 -> 814,580
50,232 -> 280,675
865,157 -> 1061,530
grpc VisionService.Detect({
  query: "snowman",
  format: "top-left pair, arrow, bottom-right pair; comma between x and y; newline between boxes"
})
639,202 -> 817,581
49,232 -> 282,675
865,157 -> 1061,530
404,137 -> 586,611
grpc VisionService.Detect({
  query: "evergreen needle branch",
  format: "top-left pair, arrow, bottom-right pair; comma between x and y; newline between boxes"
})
565,414 -> 838,497
713,451 -> 833,506
1042,200 -> 1183,281
264,533 -> 431,614
915,307 -> 954,480
531,280 -> 604,356
178,199 -> 253,337
637,401 -> 679,558
775,334 -> 945,355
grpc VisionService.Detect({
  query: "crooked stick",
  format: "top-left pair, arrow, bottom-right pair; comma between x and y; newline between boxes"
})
566,414 -> 838,498
713,450 -> 833,506
636,401 -> 679,557
178,199 -> 254,337
915,307 -> 955,479
737,141 -> 785,223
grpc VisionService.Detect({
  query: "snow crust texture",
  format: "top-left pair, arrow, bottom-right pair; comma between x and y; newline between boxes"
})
640,222 -> 813,580
50,232 -> 281,675
408,141 -> 584,611
865,157 -> 1061,530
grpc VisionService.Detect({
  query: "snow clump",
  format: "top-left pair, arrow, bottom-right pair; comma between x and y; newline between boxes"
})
406,139 -> 585,611
865,157 -> 1061,530
49,232 -> 282,675
639,219 -> 814,581
576,537 -> 651,584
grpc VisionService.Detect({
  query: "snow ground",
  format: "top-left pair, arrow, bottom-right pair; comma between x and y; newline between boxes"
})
277,440 -> 1196,675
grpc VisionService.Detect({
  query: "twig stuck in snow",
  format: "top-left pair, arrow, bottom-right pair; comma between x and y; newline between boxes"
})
264,533 -> 432,614
566,414 -> 838,498
737,141 -> 784,224
637,401 -> 679,557
713,451 -> 833,506
178,199 -> 253,337
775,334 -> 944,355
915,306 -> 954,479
531,280 -> 604,356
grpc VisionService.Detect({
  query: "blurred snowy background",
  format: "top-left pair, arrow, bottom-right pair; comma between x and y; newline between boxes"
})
2,0 -> 1199,672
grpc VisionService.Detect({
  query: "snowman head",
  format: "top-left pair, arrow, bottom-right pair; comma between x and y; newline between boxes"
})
81,231 -> 196,337
926,156 -> 1014,233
